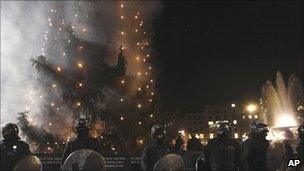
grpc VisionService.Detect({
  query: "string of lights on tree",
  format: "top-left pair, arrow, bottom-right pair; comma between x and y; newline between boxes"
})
21,1 -> 159,154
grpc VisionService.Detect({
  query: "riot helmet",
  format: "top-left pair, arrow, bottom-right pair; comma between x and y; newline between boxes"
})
249,121 -> 269,137
74,117 -> 90,136
1,123 -> 19,139
214,121 -> 232,137
151,124 -> 166,141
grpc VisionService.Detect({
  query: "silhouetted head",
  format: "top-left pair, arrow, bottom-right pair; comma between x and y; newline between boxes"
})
74,118 -> 90,137
215,121 -> 232,137
151,124 -> 166,143
1,123 -> 20,140
298,125 -> 304,139
249,121 -> 269,138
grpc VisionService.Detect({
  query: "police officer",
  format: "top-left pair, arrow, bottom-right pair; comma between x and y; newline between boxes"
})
204,121 -> 241,171
61,117 -> 102,163
241,122 -> 269,171
187,134 -> 201,151
297,124 -> 304,168
142,124 -> 169,171
1,123 -> 31,171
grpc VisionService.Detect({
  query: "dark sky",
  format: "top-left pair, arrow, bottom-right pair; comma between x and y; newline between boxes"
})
153,1 -> 303,112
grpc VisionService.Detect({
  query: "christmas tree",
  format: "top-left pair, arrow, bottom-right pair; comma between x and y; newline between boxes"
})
23,1 -> 161,155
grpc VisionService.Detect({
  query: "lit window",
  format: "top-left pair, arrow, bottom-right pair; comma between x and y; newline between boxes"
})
199,134 -> 204,139
234,133 -> 239,139
210,133 -> 214,139
233,120 -> 238,124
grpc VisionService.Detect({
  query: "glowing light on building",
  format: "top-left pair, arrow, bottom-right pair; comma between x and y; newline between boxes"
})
234,133 -> 239,139
210,133 -> 214,139
233,120 -> 237,124
179,130 -> 185,136
208,121 -> 214,126
231,103 -> 236,108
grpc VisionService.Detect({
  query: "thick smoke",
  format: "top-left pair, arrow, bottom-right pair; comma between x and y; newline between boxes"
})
1,1 -> 163,127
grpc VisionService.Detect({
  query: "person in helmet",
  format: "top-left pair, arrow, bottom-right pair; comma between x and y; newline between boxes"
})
203,121 -> 241,171
142,124 -> 170,171
297,124 -> 304,168
241,121 -> 269,171
61,117 -> 102,164
1,123 -> 31,171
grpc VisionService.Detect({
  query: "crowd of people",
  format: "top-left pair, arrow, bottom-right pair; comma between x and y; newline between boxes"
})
1,118 -> 304,171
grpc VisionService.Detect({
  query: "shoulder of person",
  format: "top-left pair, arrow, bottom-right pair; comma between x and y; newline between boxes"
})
18,140 -> 30,147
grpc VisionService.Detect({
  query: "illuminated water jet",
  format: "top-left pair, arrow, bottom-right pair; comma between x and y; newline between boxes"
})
261,71 -> 303,128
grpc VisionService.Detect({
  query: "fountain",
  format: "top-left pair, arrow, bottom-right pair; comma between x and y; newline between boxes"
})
261,71 -> 303,129
260,72 -> 303,170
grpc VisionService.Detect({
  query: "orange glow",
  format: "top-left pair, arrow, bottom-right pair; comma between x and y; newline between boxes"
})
77,62 -> 83,68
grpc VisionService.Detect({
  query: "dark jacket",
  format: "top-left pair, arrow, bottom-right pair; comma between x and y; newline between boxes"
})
297,140 -> 304,167
61,135 -> 102,164
142,141 -> 168,171
1,137 -> 31,171
204,136 -> 241,171
241,136 -> 269,171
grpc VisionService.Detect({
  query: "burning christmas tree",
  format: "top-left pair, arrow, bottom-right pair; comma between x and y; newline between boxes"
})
20,1 -> 162,155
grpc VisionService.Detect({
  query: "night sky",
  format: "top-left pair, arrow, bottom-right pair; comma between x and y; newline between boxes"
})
153,1 -> 303,112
